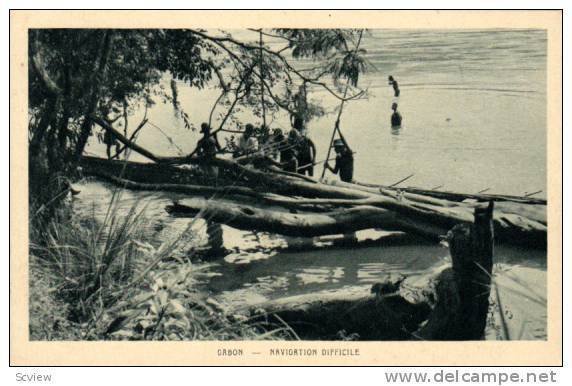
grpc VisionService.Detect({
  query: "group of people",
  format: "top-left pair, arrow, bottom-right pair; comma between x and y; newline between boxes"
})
101,74 -> 403,184
267,117 -> 318,176
193,115 -> 355,183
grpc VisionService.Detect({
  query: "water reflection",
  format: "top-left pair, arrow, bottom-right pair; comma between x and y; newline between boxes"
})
391,125 -> 402,136
207,242 -> 449,301
207,237 -> 547,309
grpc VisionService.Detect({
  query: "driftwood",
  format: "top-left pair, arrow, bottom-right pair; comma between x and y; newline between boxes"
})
236,203 -> 495,341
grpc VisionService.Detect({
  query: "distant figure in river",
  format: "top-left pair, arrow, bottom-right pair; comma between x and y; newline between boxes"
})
325,137 -> 354,183
237,123 -> 259,156
195,123 -> 222,180
103,129 -> 120,159
388,75 -> 400,97
391,102 -> 403,127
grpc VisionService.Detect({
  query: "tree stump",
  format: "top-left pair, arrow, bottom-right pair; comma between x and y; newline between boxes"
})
417,201 -> 494,340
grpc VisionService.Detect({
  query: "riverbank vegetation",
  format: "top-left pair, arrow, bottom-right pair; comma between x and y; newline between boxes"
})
29,190 -> 296,341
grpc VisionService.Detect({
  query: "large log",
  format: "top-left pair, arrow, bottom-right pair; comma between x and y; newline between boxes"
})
394,186 -> 547,205
84,121 -> 546,206
81,161 -> 257,199
166,200 -> 449,239
80,155 -> 202,185
242,284 -> 431,341
232,203 -> 495,341
166,194 -> 545,248
80,156 -> 546,248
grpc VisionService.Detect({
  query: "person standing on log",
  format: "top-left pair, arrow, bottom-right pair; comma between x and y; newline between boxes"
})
292,118 -> 316,177
267,128 -> 285,162
236,123 -> 259,157
325,137 -> 354,183
391,102 -> 403,127
278,129 -> 300,173
103,129 -> 120,159
388,75 -> 400,97
195,123 -> 222,180
280,148 -> 299,173
297,133 -> 316,176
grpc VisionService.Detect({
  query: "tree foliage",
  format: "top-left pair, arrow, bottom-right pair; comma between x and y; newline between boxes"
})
28,28 -> 370,214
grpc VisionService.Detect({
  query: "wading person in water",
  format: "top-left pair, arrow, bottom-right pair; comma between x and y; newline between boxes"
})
325,137 -> 354,183
391,102 -> 403,127
103,129 -> 120,159
388,75 -> 400,97
195,123 -> 222,180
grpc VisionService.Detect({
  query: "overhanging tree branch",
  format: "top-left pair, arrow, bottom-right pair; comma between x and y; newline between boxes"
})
188,29 -> 365,102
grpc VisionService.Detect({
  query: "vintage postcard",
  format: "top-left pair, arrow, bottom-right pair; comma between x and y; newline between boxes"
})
10,10 -> 562,366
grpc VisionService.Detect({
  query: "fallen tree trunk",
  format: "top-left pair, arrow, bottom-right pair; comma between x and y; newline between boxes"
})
242,284 -> 431,341
86,169 -> 259,199
80,155 -> 201,185
80,156 -> 547,248
353,180 -> 546,205
88,164 -> 542,250
166,200 -> 449,239
398,186 -> 547,205
231,203 -> 495,341
166,194 -> 545,248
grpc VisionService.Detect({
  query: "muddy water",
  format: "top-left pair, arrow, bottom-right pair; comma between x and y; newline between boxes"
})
73,180 -> 547,340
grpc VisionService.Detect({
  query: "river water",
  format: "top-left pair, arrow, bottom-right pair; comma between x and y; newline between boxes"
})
78,29 -> 547,340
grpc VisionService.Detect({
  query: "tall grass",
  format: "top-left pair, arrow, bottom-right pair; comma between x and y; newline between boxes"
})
29,189 -> 294,341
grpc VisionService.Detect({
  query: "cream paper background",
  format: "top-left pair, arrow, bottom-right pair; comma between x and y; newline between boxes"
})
9,10 -> 563,366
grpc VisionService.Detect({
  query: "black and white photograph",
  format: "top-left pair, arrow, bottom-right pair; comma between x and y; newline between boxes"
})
10,9 -> 563,367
